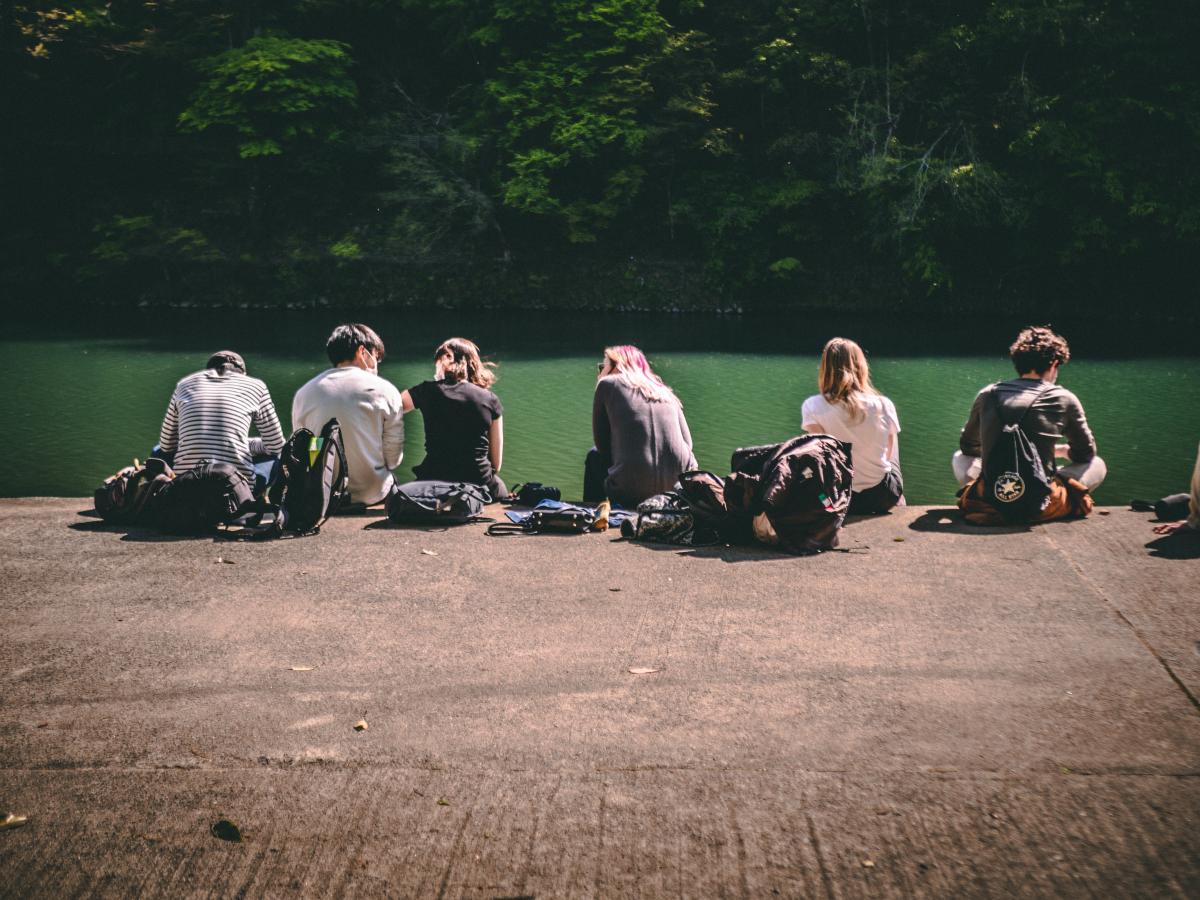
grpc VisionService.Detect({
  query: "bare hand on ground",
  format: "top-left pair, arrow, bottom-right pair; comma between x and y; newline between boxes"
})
1152,520 -> 1193,535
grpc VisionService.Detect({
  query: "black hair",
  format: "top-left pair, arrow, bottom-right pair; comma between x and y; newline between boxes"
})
1009,325 -> 1070,375
326,323 -> 386,367
205,350 -> 246,375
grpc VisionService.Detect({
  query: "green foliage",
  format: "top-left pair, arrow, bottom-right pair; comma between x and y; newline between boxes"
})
329,237 -> 362,259
4,0 -> 1199,311
479,0 -> 721,242
178,36 -> 358,158
91,215 -> 220,265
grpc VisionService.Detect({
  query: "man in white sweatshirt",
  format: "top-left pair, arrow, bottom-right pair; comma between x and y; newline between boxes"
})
292,324 -> 405,506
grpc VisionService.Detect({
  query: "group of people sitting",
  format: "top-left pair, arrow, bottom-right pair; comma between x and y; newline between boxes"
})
151,322 -> 1198,534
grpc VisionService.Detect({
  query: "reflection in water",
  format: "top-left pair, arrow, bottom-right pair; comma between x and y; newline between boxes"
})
5,310 -> 1198,503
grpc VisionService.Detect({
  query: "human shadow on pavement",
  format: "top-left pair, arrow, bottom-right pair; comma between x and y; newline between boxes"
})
614,536 -> 869,562
907,508 -> 1030,535
69,519 -> 209,543
1145,533 -> 1200,560
362,517 -> 498,532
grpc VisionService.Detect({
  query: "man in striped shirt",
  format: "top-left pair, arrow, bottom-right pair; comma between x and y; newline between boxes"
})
158,351 -> 286,486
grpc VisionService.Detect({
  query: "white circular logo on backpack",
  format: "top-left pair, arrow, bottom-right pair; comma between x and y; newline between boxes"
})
994,472 -> 1025,503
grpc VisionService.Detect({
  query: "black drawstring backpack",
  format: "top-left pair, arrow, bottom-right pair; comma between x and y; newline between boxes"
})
980,385 -> 1053,521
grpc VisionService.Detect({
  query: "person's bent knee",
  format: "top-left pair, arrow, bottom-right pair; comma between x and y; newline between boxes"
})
952,450 -> 980,487
1061,455 -> 1107,491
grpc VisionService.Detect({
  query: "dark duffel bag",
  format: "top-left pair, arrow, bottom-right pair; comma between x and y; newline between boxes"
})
155,462 -> 256,534
387,480 -> 490,525
1131,493 -> 1191,522
94,457 -> 174,525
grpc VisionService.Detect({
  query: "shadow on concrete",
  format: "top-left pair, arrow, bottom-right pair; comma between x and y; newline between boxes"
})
613,536 -> 866,562
1145,533 -> 1200,560
68,520 -> 210,543
362,518 -> 499,532
907,508 -> 1030,535
330,504 -> 388,518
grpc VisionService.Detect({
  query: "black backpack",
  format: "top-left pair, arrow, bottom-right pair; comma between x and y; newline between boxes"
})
678,469 -> 738,543
94,457 -> 174,525
154,462 -> 256,534
620,492 -> 703,545
727,436 -> 853,554
980,385 -> 1053,521
387,480 -> 490,525
270,418 -> 350,535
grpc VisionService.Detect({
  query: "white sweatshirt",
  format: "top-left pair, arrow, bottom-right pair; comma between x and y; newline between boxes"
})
292,367 -> 405,505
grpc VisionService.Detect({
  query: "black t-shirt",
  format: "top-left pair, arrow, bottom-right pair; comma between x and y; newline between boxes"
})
408,378 -> 503,484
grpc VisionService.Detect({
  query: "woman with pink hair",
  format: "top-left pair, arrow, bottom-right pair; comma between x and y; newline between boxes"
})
584,345 -> 697,506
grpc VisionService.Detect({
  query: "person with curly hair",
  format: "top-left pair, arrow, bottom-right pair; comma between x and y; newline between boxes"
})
954,325 -> 1106,491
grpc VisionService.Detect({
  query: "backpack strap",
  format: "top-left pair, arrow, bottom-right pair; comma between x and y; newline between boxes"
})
486,521 -> 532,536
992,382 -> 1050,427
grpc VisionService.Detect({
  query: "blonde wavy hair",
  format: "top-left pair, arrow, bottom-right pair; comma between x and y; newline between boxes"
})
817,337 -> 878,422
435,337 -> 496,389
599,345 -> 678,404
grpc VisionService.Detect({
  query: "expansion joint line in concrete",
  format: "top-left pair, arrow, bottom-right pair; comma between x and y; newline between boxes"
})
1041,529 -> 1200,715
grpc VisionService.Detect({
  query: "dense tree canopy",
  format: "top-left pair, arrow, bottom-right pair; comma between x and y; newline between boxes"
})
3,0 -> 1198,313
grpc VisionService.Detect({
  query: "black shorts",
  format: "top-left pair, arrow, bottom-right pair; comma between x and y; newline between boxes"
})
848,468 -> 903,515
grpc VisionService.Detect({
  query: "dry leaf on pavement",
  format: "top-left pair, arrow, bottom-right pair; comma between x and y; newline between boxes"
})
210,819 -> 242,842
1,813 -> 29,831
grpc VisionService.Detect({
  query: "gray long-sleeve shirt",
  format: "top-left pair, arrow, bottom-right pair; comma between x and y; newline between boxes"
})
593,376 -> 698,508
959,378 -> 1097,471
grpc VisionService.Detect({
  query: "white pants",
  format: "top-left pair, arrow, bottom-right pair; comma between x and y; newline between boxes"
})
952,451 -> 1107,490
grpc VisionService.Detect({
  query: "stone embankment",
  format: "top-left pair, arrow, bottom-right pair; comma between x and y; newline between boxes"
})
1,500 -> 1197,897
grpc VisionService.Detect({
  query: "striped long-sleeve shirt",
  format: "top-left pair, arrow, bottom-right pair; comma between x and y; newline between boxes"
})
159,370 -> 286,480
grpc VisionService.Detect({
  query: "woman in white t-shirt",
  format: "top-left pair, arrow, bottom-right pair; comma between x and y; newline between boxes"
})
801,337 -> 904,515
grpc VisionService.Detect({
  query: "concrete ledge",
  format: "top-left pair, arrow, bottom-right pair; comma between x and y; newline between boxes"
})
1,501 -> 1197,897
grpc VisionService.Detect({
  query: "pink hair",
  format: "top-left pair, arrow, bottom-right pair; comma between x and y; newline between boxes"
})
601,344 -> 678,404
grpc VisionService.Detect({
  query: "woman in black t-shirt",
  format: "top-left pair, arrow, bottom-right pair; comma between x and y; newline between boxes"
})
400,337 -> 507,500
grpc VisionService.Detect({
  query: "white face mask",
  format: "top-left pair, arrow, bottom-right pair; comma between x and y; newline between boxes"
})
361,347 -> 378,374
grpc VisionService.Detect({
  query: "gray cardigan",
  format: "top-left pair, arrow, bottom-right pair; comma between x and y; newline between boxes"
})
959,378 -> 1097,471
593,376 -> 698,507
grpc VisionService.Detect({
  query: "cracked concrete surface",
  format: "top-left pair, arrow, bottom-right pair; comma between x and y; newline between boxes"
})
0,500 -> 1197,897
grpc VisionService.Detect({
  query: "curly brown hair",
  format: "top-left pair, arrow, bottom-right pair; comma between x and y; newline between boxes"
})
1009,326 -> 1070,375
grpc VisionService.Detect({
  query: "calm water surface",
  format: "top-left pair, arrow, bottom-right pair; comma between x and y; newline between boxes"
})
4,311 -> 1198,505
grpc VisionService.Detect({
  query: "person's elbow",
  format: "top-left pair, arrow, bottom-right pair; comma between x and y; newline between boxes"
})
1069,443 -> 1096,465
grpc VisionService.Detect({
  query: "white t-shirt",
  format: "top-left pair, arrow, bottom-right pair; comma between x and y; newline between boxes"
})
292,367 -> 405,505
801,392 -> 900,492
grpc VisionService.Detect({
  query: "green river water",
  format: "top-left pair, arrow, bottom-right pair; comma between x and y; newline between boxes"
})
3,310 -> 1197,505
